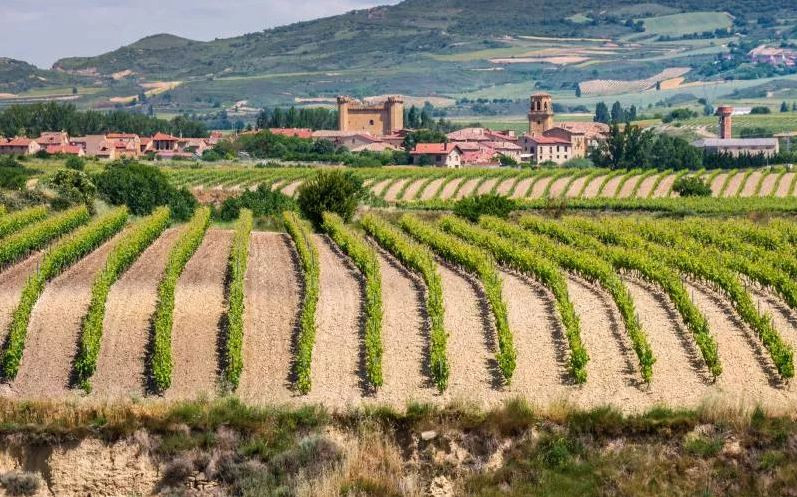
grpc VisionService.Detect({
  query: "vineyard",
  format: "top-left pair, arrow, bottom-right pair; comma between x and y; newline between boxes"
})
168,166 -> 797,204
0,205 -> 796,412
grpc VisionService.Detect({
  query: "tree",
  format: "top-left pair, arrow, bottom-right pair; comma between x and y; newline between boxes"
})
296,170 -> 365,227
628,105 -> 638,121
402,129 -> 447,151
673,176 -> 712,197
497,153 -> 518,167
407,106 -> 420,128
610,101 -> 625,123
454,194 -> 517,222
50,169 -> 97,210
594,102 -> 610,124
782,101 -> 790,112
64,155 -> 85,171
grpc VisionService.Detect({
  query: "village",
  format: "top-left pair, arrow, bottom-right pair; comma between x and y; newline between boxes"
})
0,93 -> 783,166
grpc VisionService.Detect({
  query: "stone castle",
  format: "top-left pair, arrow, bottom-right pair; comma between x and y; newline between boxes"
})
337,96 -> 404,136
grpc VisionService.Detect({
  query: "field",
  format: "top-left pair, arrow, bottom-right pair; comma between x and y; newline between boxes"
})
1,201 -> 797,414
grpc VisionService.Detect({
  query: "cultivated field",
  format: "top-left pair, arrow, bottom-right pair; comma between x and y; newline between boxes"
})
0,206 -> 796,413
169,166 -> 797,204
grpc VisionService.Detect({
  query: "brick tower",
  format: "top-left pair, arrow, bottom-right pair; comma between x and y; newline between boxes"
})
716,105 -> 734,139
528,93 -> 555,137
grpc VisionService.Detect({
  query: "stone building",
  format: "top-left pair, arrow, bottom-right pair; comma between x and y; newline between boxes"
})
692,105 -> 780,157
337,96 -> 404,136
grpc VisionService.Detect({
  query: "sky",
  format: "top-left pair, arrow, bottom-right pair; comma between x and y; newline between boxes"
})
1,0 -> 400,68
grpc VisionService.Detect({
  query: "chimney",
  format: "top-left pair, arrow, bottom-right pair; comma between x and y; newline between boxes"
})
716,105 -> 734,140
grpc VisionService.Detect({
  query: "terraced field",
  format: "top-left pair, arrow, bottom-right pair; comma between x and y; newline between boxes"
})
169,166 -> 797,204
0,206 -> 796,412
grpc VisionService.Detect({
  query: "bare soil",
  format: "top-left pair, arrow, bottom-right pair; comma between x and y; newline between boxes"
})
237,232 -> 300,403
494,178 -> 516,196
0,253 -> 44,348
401,179 -> 427,201
477,178 -> 499,195
420,178 -> 446,200
758,173 -> 779,197
747,285 -> 797,352
305,235 -> 365,406
565,175 -> 589,198
369,179 -> 392,198
528,176 -> 553,199
383,179 -> 409,202
281,181 -> 303,197
438,178 -> 464,200
635,174 -> 659,198
455,178 -> 481,199
776,173 -> 796,197
91,228 -> 182,399
510,177 -> 534,199
547,177 -> 570,197
617,175 -> 641,198
722,172 -> 745,197
165,229 -> 234,400
11,231 -> 126,398
739,171 -> 763,197
652,174 -> 677,198
711,173 -> 729,196
581,175 -> 607,198
601,175 -> 624,197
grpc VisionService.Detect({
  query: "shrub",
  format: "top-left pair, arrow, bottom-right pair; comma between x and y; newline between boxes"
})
0,471 -> 40,496
223,209 -> 253,390
95,160 -> 196,221
219,184 -> 297,222
49,169 -> 97,209
454,194 -> 517,222
673,176 -> 712,197
0,157 -> 35,190
64,155 -> 86,171
751,106 -> 772,115
296,170 -> 364,227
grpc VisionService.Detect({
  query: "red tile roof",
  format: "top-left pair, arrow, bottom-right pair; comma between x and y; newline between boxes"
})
410,143 -> 460,155
2,137 -> 34,146
524,135 -> 571,145
152,132 -> 178,141
269,128 -> 313,139
46,144 -> 83,155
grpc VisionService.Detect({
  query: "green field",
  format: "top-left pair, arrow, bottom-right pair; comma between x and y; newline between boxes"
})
637,11 -> 733,37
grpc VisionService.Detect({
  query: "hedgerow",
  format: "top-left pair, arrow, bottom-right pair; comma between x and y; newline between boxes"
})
0,206 -> 90,268
322,212 -> 384,389
283,211 -> 320,394
399,214 -> 517,383
74,206 -> 171,391
0,207 -> 48,239
437,216 -> 588,383
150,206 -> 212,393
2,207 -> 129,380
223,208 -> 253,390
360,214 -> 450,391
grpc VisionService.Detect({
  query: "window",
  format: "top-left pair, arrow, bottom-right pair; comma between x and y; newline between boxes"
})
369,120 -> 375,125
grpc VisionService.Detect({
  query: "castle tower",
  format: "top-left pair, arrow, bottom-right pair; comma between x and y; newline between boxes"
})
716,105 -> 734,140
528,93 -> 554,136
337,96 -> 352,132
386,96 -> 404,133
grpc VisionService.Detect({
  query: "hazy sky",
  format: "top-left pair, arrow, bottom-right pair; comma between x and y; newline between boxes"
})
2,0 -> 399,68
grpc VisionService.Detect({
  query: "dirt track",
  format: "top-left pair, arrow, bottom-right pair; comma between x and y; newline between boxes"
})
495,178 -> 516,195
11,231 -> 126,398
477,178 -> 499,195
165,229 -> 234,400
237,232 -> 299,403
548,177 -> 570,197
438,178 -> 464,200
455,178 -> 480,199
723,172 -> 745,197
711,173 -> 730,196
91,228 -> 182,399
529,176 -> 553,198
759,173 -> 779,197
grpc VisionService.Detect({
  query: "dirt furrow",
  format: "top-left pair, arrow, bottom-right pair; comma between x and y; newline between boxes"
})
581,175 -> 607,198
635,174 -> 658,198
740,171 -> 763,197
547,177 -> 570,198
495,178 -> 516,196
748,285 -> 797,352
165,229 -> 234,400
510,177 -> 534,199
0,253 -> 44,348
12,231 -> 126,398
237,232 -> 299,403
91,228 -> 182,399
601,175 -> 624,198
758,173 -> 779,197
383,179 -> 409,202
438,178 -> 464,200
306,235 -> 364,406
565,175 -> 589,197
455,178 -> 481,199
617,175 -> 642,198
370,179 -> 392,198
281,181 -> 303,197
684,280 -> 789,406
401,179 -> 428,202
528,176 -> 553,199
722,172 -> 745,197
420,178 -> 446,200
775,173 -> 795,197
652,174 -> 676,198
372,248 -> 434,404
477,178 -> 499,195
711,173 -> 729,196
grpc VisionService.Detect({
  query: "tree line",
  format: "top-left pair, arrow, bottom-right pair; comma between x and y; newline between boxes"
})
0,102 -> 208,138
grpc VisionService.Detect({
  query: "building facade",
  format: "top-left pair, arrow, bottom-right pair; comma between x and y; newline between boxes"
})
337,96 -> 404,136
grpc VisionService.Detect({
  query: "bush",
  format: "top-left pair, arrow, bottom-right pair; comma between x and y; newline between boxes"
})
296,170 -> 364,227
50,169 -> 96,209
751,106 -> 772,115
454,194 -> 517,222
0,471 -> 40,496
0,157 -> 35,190
64,155 -> 86,171
95,160 -> 196,221
218,184 -> 297,222
673,176 -> 712,197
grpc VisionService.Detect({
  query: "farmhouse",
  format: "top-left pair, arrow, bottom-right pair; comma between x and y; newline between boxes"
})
36,131 -> 70,148
692,105 -> 780,158
337,96 -> 404,136
0,138 -> 41,155
410,143 -> 463,168
518,135 -> 573,164
749,45 -> 797,66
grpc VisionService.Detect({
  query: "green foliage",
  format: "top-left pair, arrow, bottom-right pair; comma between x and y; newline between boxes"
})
297,170 -> 364,227
441,216 -> 588,383
74,207 -> 171,391
322,212 -> 384,389
453,194 -> 517,223
64,155 -> 86,171
591,124 -> 702,170
96,161 -> 197,221
151,207 -> 211,392
218,184 -> 297,222
360,214 -> 450,391
0,206 -> 90,268
0,157 -> 35,190
0,206 -> 47,239
49,169 -> 97,209
2,207 -> 129,379
223,209 -> 253,390
401,129 -> 448,151
400,214 -> 516,383
672,176 -> 712,197
283,212 -> 320,394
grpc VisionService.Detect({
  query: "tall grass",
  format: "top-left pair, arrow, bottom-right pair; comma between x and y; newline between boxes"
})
2,207 -> 129,379
74,207 -> 171,391
150,207 -> 212,393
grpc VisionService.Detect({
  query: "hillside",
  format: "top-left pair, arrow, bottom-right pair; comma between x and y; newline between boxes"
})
5,0 -> 797,111
0,58 -> 82,95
